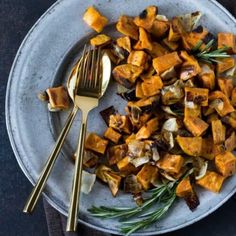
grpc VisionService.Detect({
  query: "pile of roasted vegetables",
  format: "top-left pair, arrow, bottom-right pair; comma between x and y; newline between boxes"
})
39,5 -> 236,235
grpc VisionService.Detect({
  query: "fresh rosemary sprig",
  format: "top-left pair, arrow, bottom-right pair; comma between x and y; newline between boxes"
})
88,168 -> 194,235
88,182 -> 177,235
191,39 -> 230,63
120,192 -> 176,235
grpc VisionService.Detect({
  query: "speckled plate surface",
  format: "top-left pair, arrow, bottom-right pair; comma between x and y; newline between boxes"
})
5,0 -> 236,235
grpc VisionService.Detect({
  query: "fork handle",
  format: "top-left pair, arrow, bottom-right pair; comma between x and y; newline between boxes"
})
66,118 -> 87,231
23,106 -> 79,213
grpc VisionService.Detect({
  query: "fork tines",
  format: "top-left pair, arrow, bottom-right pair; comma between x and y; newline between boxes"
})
77,45 -> 102,98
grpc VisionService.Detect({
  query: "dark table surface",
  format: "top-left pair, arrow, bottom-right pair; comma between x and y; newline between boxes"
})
0,1 -> 236,236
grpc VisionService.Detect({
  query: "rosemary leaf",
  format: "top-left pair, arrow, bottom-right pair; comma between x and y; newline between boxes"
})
121,193 -> 176,236
191,40 -> 203,52
191,39 -> 231,64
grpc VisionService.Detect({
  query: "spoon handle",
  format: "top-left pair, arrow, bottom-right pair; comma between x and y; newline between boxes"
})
23,106 -> 79,213
66,118 -> 87,232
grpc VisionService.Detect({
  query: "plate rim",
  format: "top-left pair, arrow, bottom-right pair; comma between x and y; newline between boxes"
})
5,0 -> 236,235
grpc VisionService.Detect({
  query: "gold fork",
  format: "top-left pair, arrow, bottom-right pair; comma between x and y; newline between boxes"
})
66,46 -> 103,231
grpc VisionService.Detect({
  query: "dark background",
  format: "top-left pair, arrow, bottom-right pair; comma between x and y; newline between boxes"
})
0,1 -> 235,236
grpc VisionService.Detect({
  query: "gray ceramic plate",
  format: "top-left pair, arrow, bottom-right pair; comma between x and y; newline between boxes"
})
5,0 -> 236,235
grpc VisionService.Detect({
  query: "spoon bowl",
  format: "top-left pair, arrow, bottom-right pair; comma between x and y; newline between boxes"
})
67,51 -> 111,102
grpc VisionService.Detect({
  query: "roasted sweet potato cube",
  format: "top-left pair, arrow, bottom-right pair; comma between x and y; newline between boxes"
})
157,153 -> 184,174
90,34 -> 111,46
180,51 -> 201,80
136,117 -> 159,140
125,133 -> 136,144
104,171 -> 122,197
215,152 -> 236,177
131,112 -> 152,130
136,81 -> 145,98
218,78 -> 233,98
176,176 -> 199,210
109,114 -> 132,134
150,20 -> 169,38
104,127 -> 121,144
201,137 -> 215,160
83,150 -> 99,168
112,64 -> 143,88
184,116 -> 209,137
231,87 -> 236,106
196,171 -> 225,193
46,86 -> 70,110
185,87 -> 209,106
203,108 -> 216,120
127,50 -> 148,67
209,91 -> 234,116
222,114 -> 236,129
176,176 -> 193,198
127,95 -> 159,111
117,156 -> 137,175
199,63 -> 215,90
83,6 -> 108,33
211,120 -> 226,144
85,133 -> 108,154
182,26 -> 209,51
148,42 -> 169,58
168,18 -> 184,42
108,144 -> 128,165
184,105 -> 201,118
116,36 -> 131,53
136,164 -> 159,190
134,27 -> 153,51
218,32 -> 236,54
213,143 -> 226,156
116,15 -> 139,40
217,57 -> 235,74
225,132 -> 236,152
152,52 -> 182,75
134,6 -> 158,30
141,75 -> 163,97
176,136 -> 202,156
163,38 -> 179,51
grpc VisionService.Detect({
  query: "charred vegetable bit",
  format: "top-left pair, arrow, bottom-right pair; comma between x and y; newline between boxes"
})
108,144 -> 128,165
176,177 -> 200,211
83,151 -> 99,168
100,106 -> 117,126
